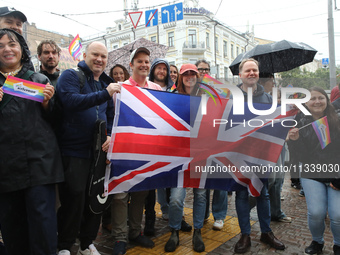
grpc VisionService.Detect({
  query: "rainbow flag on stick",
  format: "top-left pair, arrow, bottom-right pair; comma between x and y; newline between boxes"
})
201,74 -> 230,99
69,34 -> 82,60
2,76 -> 45,102
311,116 -> 331,149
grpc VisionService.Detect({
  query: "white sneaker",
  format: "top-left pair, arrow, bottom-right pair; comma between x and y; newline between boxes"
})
58,250 -> 71,255
77,244 -> 101,255
213,219 -> 224,230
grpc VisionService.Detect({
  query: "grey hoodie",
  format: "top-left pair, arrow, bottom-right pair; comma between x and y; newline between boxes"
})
149,58 -> 173,91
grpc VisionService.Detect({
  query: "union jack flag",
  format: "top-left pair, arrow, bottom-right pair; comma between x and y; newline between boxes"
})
105,85 -> 296,197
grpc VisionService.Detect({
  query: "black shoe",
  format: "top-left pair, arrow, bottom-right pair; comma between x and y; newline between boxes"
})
334,245 -> 340,255
234,234 -> 251,253
305,241 -> 324,254
260,231 -> 285,250
112,241 -> 126,255
180,220 -> 192,232
192,229 -> 205,252
144,219 -> 155,236
129,232 -> 154,248
164,229 -> 179,252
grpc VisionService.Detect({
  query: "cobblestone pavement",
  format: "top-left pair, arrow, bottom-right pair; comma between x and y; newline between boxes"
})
69,174 -> 336,255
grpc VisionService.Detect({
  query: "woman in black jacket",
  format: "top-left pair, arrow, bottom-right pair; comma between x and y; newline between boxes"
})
0,29 -> 63,255
288,87 -> 340,255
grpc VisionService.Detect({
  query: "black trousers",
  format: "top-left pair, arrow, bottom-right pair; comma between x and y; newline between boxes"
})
0,185 -> 57,255
57,157 -> 101,251
144,189 -> 156,223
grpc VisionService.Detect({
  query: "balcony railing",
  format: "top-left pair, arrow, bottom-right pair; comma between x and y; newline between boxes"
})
183,41 -> 205,49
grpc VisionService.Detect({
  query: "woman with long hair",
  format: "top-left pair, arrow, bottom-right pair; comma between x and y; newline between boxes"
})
170,64 -> 179,86
109,64 -> 130,82
288,86 -> 340,255
176,63 -> 201,95
165,63 -> 206,253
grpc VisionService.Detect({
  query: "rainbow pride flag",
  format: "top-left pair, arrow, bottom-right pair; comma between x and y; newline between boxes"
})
69,34 -> 82,60
2,76 -> 45,103
169,83 -> 176,92
312,116 -> 331,149
201,74 -> 230,98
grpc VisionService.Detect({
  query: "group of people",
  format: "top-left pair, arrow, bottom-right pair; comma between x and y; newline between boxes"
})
0,5 -> 339,255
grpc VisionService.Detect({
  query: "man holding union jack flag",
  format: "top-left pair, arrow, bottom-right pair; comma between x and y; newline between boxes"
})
233,59 -> 285,253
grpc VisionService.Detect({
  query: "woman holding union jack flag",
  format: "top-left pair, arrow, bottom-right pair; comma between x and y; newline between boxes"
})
165,63 -> 207,253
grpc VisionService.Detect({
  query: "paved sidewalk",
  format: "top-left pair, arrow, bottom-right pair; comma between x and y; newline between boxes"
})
71,174 -> 336,255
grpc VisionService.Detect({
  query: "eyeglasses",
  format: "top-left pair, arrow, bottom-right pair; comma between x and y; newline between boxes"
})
198,68 -> 210,73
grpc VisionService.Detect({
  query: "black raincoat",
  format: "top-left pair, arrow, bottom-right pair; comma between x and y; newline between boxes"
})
0,29 -> 63,193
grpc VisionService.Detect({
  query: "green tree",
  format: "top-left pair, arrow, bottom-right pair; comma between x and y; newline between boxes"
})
279,66 -> 340,90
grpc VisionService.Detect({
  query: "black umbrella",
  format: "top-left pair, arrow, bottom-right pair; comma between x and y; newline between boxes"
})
229,40 -> 317,75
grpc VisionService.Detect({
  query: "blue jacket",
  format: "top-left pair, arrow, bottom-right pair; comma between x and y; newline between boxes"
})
56,60 -> 114,158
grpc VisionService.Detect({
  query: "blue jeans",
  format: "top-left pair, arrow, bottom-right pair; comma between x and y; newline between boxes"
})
157,188 -> 169,215
235,182 -> 271,235
268,172 -> 286,220
169,188 -> 206,230
212,190 -> 228,220
301,178 -> 340,246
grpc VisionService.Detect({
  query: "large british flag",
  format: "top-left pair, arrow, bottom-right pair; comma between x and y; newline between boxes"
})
105,84 -> 296,197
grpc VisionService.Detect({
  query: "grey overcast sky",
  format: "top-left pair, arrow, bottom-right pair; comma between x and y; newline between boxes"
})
4,0 -> 340,64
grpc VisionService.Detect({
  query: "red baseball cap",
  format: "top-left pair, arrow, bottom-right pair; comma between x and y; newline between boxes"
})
179,64 -> 199,74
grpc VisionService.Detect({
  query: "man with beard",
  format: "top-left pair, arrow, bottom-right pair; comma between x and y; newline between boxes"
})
143,58 -> 175,236
149,58 -> 173,91
37,40 -> 61,87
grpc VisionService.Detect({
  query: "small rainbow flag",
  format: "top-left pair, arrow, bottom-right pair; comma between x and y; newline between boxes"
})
170,83 -> 176,92
312,116 -> 331,149
2,76 -> 45,102
69,34 -> 82,60
201,74 -> 230,98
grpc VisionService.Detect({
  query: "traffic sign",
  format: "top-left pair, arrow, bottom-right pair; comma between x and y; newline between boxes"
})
322,58 -> 329,66
145,9 -> 158,27
161,2 -> 183,24
129,12 -> 143,29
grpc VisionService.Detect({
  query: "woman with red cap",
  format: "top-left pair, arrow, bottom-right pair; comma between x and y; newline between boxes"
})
164,64 -> 206,253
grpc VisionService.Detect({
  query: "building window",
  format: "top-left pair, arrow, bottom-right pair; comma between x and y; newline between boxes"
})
215,36 -> 218,51
206,32 -> 210,49
168,31 -> 174,47
189,58 -> 197,64
236,46 -> 239,57
224,67 -> 228,81
118,24 -> 122,30
223,40 -> 227,57
151,36 -> 157,43
231,44 -> 234,58
113,45 -> 118,49
189,29 -> 197,48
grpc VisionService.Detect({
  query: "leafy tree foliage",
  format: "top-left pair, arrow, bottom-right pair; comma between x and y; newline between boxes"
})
278,66 -> 340,90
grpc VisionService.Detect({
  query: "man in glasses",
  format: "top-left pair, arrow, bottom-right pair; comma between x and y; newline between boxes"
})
195,59 -> 229,232
195,60 -> 210,76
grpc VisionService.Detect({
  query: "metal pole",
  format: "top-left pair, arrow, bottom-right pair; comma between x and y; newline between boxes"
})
328,0 -> 337,89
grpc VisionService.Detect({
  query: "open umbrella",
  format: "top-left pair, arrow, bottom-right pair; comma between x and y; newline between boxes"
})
229,40 -> 317,75
105,37 -> 168,75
